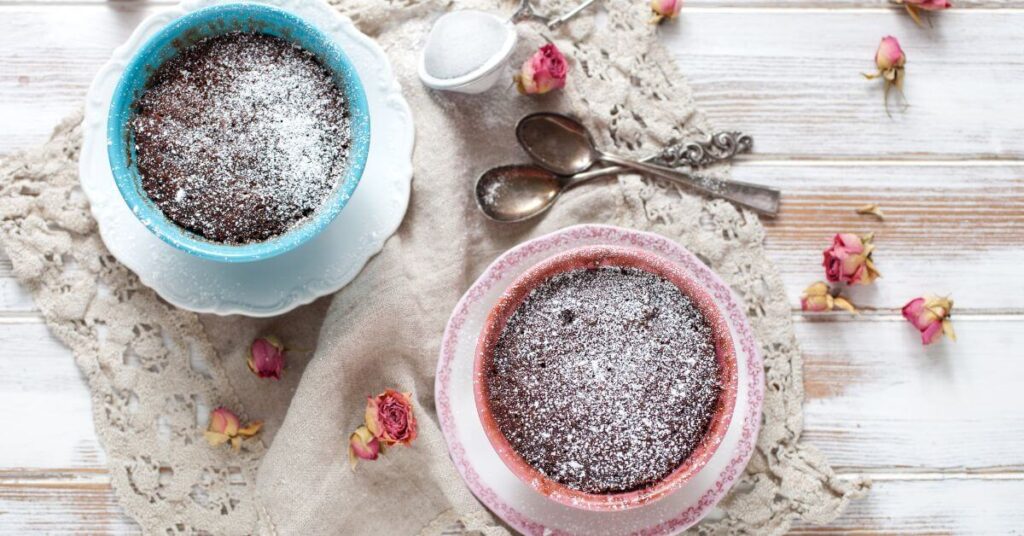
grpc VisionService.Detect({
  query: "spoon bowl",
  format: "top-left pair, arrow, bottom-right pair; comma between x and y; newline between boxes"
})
515,113 -> 597,176
476,165 -> 565,222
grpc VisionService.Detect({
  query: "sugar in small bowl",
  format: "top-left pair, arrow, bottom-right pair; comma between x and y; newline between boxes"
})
418,11 -> 518,94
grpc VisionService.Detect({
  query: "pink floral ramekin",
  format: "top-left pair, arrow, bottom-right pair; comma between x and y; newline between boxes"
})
473,245 -> 739,512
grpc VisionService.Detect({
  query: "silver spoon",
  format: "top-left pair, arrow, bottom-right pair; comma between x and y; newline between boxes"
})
515,112 -> 781,217
476,133 -> 749,222
512,0 -> 598,29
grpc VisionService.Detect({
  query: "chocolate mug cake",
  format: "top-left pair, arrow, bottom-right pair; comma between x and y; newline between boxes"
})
130,32 -> 352,244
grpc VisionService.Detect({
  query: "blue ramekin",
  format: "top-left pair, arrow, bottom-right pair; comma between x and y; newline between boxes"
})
107,3 -> 371,263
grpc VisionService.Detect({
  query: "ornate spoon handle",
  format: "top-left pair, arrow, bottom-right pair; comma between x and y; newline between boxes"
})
656,131 -> 753,168
568,131 -> 752,183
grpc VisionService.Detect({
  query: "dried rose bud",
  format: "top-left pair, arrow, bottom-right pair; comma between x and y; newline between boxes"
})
902,295 -> 956,345
822,233 -> 881,286
204,407 -> 262,450
876,36 -> 906,72
248,336 -> 286,380
863,36 -> 907,117
894,0 -> 951,26
348,425 -> 380,469
856,203 -> 886,220
800,281 -> 858,314
365,389 -> 418,446
650,0 -> 682,23
514,43 -> 568,96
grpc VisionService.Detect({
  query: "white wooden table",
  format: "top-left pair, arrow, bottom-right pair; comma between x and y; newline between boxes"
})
1,1 -> 1022,533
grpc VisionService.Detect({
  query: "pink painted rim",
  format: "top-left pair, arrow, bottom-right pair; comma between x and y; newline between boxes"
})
436,224 -> 765,535
473,245 -> 739,512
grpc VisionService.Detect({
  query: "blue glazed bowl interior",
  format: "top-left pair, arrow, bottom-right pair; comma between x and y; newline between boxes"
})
108,3 -> 371,263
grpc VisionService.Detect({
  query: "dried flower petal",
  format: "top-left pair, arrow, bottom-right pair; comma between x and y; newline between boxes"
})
515,43 -> 568,95
365,389 -> 418,446
902,295 -> 955,345
348,426 -> 381,469
204,407 -> 262,450
248,336 -> 286,380
650,0 -> 683,23
800,281 -> 859,314
893,0 -> 952,27
856,204 -> 886,220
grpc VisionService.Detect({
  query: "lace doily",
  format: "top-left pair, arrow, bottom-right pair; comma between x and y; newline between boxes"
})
0,0 -> 866,534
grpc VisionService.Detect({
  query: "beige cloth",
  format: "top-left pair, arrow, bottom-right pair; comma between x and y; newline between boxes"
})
0,0 -> 866,534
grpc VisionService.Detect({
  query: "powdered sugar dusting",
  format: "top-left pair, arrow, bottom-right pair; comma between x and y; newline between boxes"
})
131,32 -> 351,244
486,266 -> 721,495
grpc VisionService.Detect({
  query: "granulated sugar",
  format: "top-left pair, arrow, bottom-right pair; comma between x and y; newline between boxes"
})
486,267 -> 721,494
423,11 -> 509,79
131,32 -> 351,244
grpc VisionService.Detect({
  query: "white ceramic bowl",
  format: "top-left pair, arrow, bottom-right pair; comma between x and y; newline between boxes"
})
418,11 -> 517,94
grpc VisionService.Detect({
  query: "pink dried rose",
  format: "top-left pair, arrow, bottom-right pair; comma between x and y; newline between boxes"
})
204,407 -> 262,450
863,36 -> 907,117
515,43 -> 568,96
248,336 -> 286,380
902,295 -> 956,345
650,0 -> 682,23
800,281 -> 858,314
348,425 -> 380,469
894,0 -> 951,26
365,389 -> 418,446
822,233 -> 881,285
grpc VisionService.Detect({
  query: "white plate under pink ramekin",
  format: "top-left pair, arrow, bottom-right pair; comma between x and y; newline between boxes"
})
436,224 -> 764,536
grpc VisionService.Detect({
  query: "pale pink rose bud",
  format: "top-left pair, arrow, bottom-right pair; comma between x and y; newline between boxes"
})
875,36 -> 906,72
651,0 -> 683,22
822,233 -> 881,285
365,389 -> 418,446
248,336 -> 286,380
348,425 -> 380,469
863,37 -> 908,116
204,407 -> 262,450
515,43 -> 568,96
902,295 -> 956,345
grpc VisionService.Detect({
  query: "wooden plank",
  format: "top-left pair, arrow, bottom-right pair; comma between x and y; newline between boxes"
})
0,161 -> 1019,312
3,7 -> 1024,158
0,5 -> 162,156
661,9 -> 1024,158
0,476 -> 138,534
1,473 -> 1021,534
791,477 -> 1024,534
799,316 -> 1024,470
0,322 -> 105,469
3,313 -> 1023,472
738,163 -> 1024,311
3,0 -> 1024,10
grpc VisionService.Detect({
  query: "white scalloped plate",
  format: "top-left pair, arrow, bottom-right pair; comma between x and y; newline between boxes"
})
436,224 -> 764,535
79,0 -> 414,317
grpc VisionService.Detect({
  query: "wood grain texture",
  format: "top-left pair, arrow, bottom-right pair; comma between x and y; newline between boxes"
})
0,162 -> 1018,313
661,10 -> 1024,159
799,316 -> 1024,470
2,317 -> 1018,472
790,477 -> 1024,534
0,476 -> 138,535
3,7 -> 1024,158
3,474 -> 1022,535
1,1 -> 1022,534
